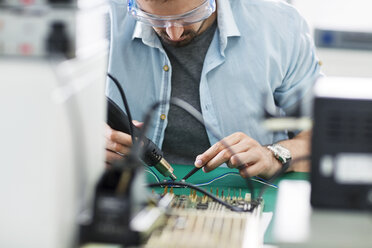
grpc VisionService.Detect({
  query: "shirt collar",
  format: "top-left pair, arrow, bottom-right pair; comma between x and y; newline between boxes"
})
216,0 -> 241,56
131,0 -> 241,52
132,22 -> 163,49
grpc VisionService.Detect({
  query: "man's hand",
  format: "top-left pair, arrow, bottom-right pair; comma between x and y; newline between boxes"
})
104,121 -> 143,165
194,132 -> 282,178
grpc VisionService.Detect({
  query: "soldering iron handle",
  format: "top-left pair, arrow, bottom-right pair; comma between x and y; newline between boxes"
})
107,97 -> 136,135
106,97 -> 163,166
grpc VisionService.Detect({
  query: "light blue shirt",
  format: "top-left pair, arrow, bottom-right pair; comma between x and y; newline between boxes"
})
107,0 -> 322,148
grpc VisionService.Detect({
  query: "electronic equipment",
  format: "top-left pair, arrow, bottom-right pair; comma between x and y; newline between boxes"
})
144,186 -> 262,248
80,168 -> 263,248
79,157 -> 151,246
314,28 -> 372,78
289,0 -> 372,77
0,1 -> 108,248
315,28 -> 372,51
0,2 -> 107,57
311,77 -> 372,210
107,97 -> 177,180
0,0 -> 105,8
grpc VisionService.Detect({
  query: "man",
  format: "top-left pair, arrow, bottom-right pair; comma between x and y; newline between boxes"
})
105,0 -> 322,178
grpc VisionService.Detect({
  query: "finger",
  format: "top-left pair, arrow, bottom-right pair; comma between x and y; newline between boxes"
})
106,139 -> 131,155
107,129 -> 133,147
106,149 -> 124,164
203,137 -> 261,172
132,120 -> 144,128
239,162 -> 265,178
203,141 -> 251,172
229,147 -> 262,168
105,123 -> 133,146
104,123 -> 113,137
195,133 -> 245,168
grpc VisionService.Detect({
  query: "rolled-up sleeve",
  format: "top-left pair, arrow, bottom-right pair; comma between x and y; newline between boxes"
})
274,12 -> 322,115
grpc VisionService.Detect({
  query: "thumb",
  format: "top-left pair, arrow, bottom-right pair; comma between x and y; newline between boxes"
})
132,120 -> 144,128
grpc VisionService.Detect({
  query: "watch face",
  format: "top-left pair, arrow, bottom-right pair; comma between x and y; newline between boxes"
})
271,144 -> 292,163
274,144 -> 291,159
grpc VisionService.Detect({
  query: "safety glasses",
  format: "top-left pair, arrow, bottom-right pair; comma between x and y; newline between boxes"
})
127,0 -> 216,28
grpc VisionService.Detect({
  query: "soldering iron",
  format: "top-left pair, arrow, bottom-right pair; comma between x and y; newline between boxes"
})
107,96 -> 177,180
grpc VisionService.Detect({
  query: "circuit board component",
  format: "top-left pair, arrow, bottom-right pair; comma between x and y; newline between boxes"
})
144,187 -> 263,248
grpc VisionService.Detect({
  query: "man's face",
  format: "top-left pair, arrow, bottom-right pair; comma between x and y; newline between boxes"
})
136,0 -> 215,47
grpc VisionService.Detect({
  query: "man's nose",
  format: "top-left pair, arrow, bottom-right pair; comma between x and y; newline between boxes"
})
165,26 -> 184,40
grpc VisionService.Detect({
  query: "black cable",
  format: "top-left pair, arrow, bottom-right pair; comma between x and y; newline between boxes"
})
257,155 -> 311,199
133,98 -> 256,201
147,181 -> 258,212
106,73 -> 135,143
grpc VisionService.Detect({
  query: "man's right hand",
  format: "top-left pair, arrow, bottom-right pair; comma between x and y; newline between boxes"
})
104,121 -> 143,165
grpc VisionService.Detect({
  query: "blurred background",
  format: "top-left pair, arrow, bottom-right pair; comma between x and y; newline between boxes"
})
290,0 -> 372,77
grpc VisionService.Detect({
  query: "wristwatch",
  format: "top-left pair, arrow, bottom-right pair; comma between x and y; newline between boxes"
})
266,143 -> 292,165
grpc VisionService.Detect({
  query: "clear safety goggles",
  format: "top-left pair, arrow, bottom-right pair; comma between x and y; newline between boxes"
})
127,0 -> 216,28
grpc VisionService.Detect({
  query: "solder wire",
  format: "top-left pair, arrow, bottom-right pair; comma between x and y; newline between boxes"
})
252,177 -> 278,189
143,170 -> 278,188
193,172 -> 278,189
145,166 -> 161,183
145,170 -> 279,189
257,155 -> 311,199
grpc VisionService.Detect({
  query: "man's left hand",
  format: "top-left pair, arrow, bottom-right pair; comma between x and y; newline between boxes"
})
194,132 -> 282,178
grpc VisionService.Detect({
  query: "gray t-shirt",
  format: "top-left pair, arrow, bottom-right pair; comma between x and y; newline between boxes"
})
161,21 -> 217,165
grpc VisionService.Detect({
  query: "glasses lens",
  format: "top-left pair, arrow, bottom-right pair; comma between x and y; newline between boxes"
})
128,0 -> 215,27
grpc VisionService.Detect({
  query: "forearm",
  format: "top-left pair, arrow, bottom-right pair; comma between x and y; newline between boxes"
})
277,130 -> 312,172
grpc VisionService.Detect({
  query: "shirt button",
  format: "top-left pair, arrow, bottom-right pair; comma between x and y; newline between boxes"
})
163,65 -> 169,71
160,114 -> 166,120
318,60 -> 323,66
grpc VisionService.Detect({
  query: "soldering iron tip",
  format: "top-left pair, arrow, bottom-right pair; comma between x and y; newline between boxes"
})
170,173 -> 177,180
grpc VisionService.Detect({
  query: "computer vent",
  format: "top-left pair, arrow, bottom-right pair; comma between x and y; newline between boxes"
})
324,109 -> 372,145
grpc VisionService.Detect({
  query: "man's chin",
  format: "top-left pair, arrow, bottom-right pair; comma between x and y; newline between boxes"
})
161,35 -> 195,47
